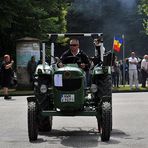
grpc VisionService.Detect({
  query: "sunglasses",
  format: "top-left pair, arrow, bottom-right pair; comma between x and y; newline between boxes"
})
70,44 -> 78,46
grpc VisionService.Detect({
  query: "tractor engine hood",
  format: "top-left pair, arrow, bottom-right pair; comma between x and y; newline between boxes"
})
54,64 -> 84,79
53,64 -> 85,111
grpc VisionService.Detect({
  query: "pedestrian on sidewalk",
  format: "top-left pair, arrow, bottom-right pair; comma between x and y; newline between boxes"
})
112,56 -> 120,87
128,52 -> 139,90
27,56 -> 37,89
141,55 -> 148,88
1,54 -> 14,99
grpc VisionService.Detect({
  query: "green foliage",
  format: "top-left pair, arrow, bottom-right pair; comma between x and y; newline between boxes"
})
138,0 -> 148,35
0,0 -> 72,57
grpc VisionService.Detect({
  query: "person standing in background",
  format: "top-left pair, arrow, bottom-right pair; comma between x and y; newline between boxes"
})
141,55 -> 148,88
125,58 -> 129,85
128,52 -> 139,90
1,54 -> 14,99
112,56 -> 120,87
27,56 -> 37,88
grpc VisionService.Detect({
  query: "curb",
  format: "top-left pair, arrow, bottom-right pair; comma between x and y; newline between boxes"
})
112,90 -> 148,93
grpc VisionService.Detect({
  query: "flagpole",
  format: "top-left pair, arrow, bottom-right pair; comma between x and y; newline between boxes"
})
111,36 -> 115,68
122,34 -> 125,87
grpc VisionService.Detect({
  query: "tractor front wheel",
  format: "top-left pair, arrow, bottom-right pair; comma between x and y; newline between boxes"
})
38,116 -> 53,132
28,102 -> 38,141
100,102 -> 111,142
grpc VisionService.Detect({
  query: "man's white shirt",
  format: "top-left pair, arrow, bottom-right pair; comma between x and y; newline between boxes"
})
128,57 -> 138,70
141,59 -> 148,71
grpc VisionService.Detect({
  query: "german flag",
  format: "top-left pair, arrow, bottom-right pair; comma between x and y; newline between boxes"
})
113,36 -> 123,52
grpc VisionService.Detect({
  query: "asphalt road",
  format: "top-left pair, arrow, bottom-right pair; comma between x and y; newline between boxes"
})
0,93 -> 148,148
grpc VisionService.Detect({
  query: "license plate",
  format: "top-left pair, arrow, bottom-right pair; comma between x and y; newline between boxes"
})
61,94 -> 75,102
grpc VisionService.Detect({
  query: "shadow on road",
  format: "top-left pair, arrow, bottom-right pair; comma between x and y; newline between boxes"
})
39,128 -> 99,147
111,129 -> 131,138
99,129 -> 131,145
32,128 -> 131,146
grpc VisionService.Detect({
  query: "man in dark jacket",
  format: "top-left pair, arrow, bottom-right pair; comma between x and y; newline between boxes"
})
1,54 -> 14,99
59,38 -> 90,87
60,38 -> 90,71
27,56 -> 37,87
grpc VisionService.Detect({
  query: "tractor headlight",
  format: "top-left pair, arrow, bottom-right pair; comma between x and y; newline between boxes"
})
45,70 -> 51,74
40,84 -> 47,93
90,84 -> 98,93
34,81 -> 38,86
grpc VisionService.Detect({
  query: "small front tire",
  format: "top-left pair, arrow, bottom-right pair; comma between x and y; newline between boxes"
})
38,116 -> 53,132
28,102 -> 38,141
101,102 -> 111,142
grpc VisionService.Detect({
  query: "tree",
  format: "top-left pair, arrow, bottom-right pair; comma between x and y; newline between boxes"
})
67,0 -> 148,58
138,0 -> 148,35
0,0 -> 72,57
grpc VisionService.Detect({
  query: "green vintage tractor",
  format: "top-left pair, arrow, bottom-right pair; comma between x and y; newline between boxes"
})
27,33 -> 113,142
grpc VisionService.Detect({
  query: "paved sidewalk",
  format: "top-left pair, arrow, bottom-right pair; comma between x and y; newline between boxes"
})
0,89 -> 33,96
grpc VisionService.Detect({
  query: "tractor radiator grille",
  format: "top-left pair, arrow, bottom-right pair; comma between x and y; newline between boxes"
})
55,78 -> 82,91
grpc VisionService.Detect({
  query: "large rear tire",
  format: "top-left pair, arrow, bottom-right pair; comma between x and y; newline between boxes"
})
28,102 -> 38,141
101,102 -> 111,142
38,116 -> 53,132
94,74 -> 112,98
94,74 -> 112,130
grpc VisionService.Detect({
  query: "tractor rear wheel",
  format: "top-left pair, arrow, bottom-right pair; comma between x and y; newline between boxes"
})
28,102 -> 38,141
95,74 -> 112,98
94,74 -> 112,130
100,102 -> 111,142
38,116 -> 53,132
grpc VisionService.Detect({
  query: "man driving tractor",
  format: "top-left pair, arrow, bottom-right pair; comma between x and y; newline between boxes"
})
59,38 -> 90,71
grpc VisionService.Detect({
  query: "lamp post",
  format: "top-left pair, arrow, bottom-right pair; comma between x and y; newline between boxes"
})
122,34 -> 125,87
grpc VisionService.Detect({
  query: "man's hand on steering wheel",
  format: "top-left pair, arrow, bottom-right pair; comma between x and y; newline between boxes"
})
58,62 -> 64,68
79,63 -> 86,69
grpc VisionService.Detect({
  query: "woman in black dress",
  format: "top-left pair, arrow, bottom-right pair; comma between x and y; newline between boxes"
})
1,54 -> 14,99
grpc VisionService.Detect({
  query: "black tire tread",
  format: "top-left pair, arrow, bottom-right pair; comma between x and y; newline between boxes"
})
96,74 -> 112,98
28,102 -> 38,141
101,102 -> 111,141
38,116 -> 53,132
95,74 -> 112,132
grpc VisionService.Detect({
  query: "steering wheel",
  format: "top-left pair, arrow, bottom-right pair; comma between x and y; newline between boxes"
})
62,56 -> 81,64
